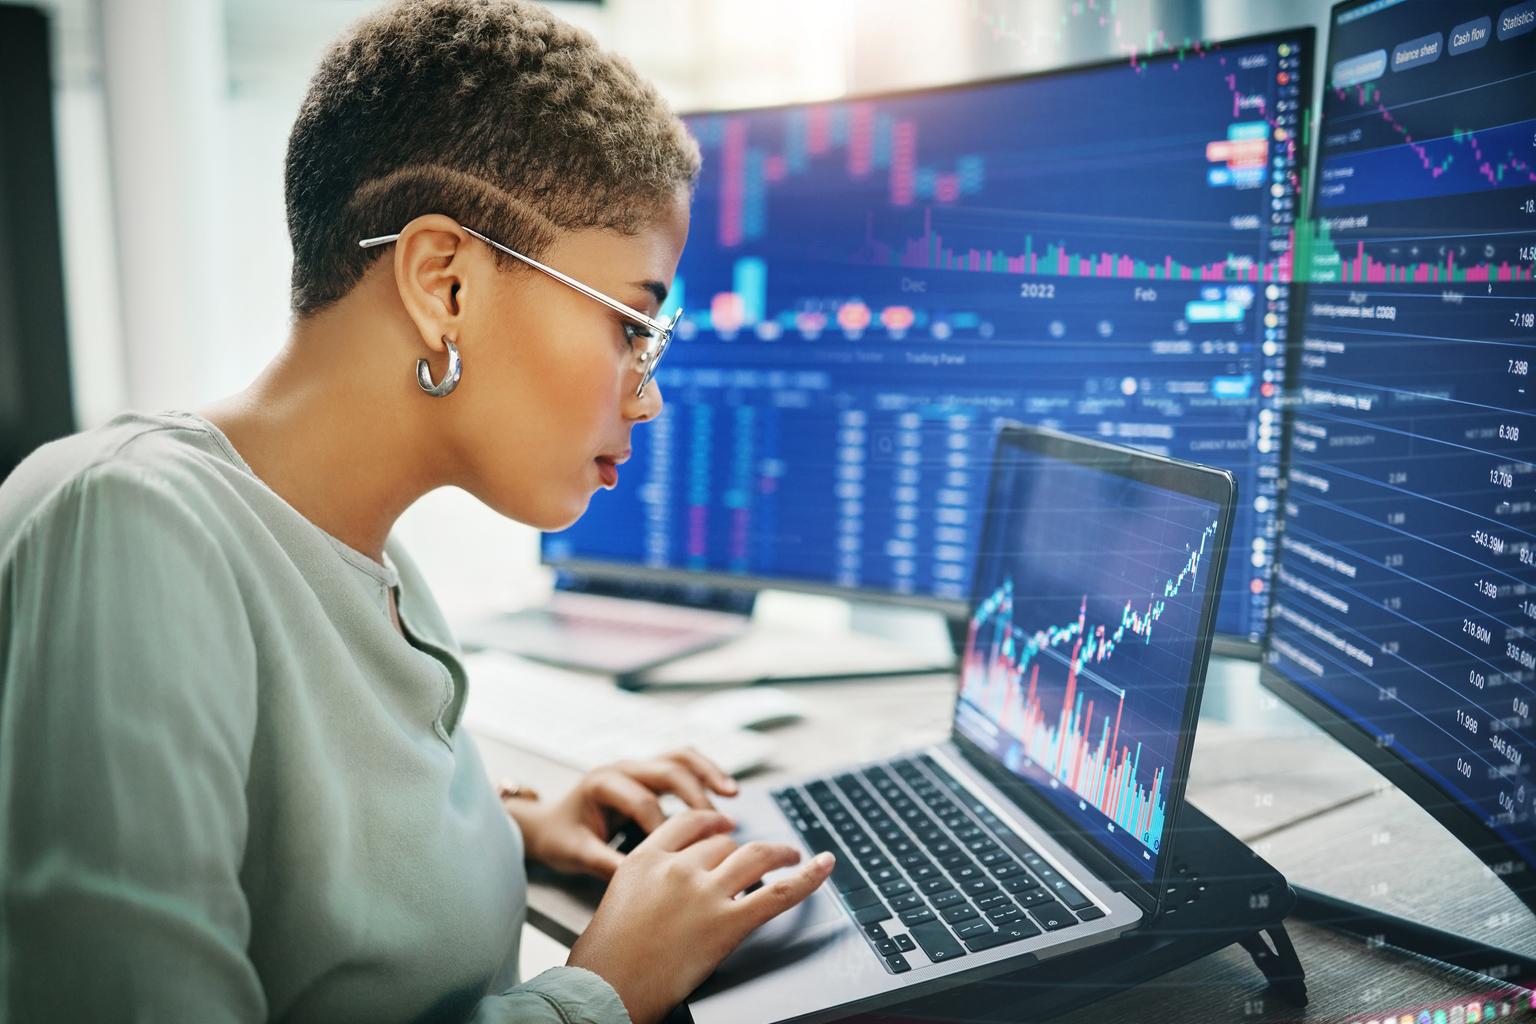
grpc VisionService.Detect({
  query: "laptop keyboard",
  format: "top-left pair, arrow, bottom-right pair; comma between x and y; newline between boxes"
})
772,753 -> 1105,974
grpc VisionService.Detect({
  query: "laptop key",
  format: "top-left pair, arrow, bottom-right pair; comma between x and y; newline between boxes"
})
963,918 -> 1042,952
931,890 -> 965,909
798,829 -> 862,894
990,861 -> 1025,879
854,904 -> 893,926
908,922 -> 966,963
941,904 -> 979,925
909,864 -> 939,882
893,934 -> 915,952
864,922 -> 888,939
986,905 -> 1024,926
1077,907 -> 1106,921
899,907 -> 937,927
1047,879 -> 1093,911
1017,888 -> 1054,908
885,953 -> 912,974
963,878 -> 999,897
920,877 -> 953,895
890,893 -> 922,912
955,918 -> 993,940
1029,899 -> 1076,931
842,887 -> 881,910
876,938 -> 899,956
975,892 -> 1011,910
878,879 -> 912,898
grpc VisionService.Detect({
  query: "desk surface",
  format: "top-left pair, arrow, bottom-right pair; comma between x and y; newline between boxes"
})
466,652 -> 1536,1023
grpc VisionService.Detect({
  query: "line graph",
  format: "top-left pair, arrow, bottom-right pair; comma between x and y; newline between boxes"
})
1318,82 -> 1536,209
960,512 -> 1218,854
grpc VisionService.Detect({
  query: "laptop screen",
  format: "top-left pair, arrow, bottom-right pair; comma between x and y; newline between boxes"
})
954,429 -> 1227,882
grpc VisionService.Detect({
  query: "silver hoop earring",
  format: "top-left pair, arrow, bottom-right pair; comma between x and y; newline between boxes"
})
416,337 -> 462,397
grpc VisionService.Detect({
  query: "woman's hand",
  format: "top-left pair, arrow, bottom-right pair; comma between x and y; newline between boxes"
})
567,809 -> 835,1024
503,746 -> 739,879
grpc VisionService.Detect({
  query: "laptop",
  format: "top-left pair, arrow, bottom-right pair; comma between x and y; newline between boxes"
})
686,422 -> 1236,1024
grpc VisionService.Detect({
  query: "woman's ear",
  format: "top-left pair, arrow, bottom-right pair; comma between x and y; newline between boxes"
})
392,214 -> 473,354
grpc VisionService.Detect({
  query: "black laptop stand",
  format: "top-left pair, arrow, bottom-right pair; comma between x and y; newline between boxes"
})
849,802 -> 1307,1023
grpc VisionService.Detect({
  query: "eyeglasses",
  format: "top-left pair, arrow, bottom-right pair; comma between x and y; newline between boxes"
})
358,224 -> 681,398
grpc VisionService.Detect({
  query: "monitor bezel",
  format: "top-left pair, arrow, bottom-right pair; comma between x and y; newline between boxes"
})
947,421 -> 1236,916
1256,0 -> 1536,918
541,23 -> 1316,652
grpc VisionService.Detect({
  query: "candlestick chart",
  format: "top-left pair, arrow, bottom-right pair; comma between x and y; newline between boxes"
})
546,31 -> 1308,645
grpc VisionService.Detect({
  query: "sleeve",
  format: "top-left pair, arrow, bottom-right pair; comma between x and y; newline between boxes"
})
468,966 -> 633,1024
0,464 -> 266,1022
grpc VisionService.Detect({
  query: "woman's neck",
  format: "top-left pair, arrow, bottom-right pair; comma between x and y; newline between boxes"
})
200,300 -> 455,563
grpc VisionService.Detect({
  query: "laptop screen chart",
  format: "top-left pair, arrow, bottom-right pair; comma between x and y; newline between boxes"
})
955,446 -> 1220,879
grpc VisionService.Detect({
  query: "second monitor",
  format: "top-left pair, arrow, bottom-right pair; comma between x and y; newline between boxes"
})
545,27 -> 1314,648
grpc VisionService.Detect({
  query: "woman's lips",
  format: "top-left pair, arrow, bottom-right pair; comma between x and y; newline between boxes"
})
595,456 -> 619,488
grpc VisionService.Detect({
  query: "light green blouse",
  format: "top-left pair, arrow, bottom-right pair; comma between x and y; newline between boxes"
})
0,411 -> 629,1024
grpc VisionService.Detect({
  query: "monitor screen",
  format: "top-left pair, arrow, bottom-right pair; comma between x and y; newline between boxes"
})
545,28 -> 1312,644
1264,0 -> 1536,897
953,430 -> 1227,882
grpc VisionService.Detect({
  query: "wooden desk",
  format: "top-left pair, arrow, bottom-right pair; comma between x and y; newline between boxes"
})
465,655 -> 1536,1022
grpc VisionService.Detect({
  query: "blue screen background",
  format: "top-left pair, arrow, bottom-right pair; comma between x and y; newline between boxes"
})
546,33 -> 1308,643
1266,0 -> 1536,880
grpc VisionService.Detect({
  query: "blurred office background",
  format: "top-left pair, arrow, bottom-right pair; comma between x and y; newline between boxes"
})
0,0 -> 1335,621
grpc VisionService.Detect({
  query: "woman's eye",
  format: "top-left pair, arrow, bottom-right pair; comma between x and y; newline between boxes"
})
622,323 -> 653,349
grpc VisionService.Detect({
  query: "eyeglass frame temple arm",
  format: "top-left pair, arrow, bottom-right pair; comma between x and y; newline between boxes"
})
358,228 -> 676,336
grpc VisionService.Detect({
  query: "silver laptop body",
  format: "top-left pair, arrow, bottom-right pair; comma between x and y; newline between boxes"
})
688,424 -> 1237,1024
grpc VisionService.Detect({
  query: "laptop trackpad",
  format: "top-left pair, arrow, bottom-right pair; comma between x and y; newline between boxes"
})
700,874 -> 847,995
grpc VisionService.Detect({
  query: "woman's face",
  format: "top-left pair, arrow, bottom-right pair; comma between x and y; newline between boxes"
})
449,193 -> 691,531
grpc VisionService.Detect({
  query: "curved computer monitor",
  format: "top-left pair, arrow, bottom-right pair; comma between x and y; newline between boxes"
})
545,26 -> 1316,653
1262,0 -> 1536,913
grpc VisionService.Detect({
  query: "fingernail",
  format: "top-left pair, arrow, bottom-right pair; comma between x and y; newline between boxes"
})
725,780 -> 739,794
813,852 -> 835,871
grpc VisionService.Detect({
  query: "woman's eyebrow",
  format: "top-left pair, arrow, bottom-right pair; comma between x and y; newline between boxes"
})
632,280 -> 668,307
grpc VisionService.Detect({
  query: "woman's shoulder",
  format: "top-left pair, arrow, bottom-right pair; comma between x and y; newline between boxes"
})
0,410 -> 237,562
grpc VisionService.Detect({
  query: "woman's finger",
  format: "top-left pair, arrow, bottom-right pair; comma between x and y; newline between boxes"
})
643,808 -> 735,853
731,850 -> 836,931
712,840 -> 802,896
665,745 -> 738,796
623,759 -> 713,811
588,769 -> 667,833
681,832 -> 738,871
568,830 -> 626,880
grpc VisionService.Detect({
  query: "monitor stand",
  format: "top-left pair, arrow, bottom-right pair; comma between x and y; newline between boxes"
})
456,576 -> 755,678
621,590 -> 957,690
458,579 -> 957,687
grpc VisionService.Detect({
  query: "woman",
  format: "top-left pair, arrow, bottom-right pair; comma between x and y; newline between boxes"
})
0,2 -> 834,1022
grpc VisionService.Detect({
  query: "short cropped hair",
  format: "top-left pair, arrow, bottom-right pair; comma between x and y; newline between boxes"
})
284,0 -> 700,317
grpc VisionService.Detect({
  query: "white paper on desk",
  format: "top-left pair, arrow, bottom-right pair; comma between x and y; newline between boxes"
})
635,626 -> 954,687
